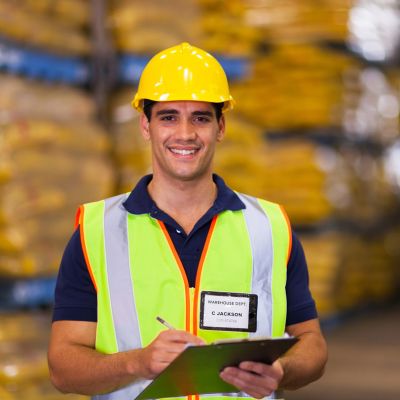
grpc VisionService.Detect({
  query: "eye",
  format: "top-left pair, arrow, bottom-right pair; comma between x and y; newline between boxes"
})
160,115 -> 176,121
194,116 -> 211,123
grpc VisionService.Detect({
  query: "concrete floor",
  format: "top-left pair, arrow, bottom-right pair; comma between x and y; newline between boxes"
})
285,302 -> 400,400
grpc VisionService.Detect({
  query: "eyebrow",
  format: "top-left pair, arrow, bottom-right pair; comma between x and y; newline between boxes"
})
192,111 -> 214,117
155,109 -> 214,117
155,109 -> 179,116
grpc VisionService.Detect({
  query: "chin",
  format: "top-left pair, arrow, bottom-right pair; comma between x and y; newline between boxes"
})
171,170 -> 208,182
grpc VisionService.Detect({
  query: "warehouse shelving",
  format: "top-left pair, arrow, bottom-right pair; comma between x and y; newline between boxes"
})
318,39 -> 400,68
0,276 -> 56,310
265,127 -> 387,156
0,38 -> 90,84
0,5 -> 95,309
0,36 -> 91,309
118,53 -> 251,84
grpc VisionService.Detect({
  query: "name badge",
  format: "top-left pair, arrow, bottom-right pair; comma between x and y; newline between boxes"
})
200,291 -> 257,332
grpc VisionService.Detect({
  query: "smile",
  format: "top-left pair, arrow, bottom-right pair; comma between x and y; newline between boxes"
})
170,148 -> 197,156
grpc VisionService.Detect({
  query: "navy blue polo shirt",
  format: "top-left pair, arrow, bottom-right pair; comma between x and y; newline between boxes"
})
53,174 -> 317,326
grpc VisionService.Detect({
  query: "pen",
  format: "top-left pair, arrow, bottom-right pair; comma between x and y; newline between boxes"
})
156,316 -> 176,330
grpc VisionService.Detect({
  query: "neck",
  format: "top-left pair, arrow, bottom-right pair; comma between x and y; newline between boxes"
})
148,174 -> 217,234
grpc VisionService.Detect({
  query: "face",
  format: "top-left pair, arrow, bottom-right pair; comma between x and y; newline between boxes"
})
140,101 -> 225,183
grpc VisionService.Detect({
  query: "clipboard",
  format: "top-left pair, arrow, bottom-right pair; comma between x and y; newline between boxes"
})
135,336 -> 298,400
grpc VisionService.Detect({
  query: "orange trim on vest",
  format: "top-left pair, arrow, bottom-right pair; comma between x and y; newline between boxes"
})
193,216 -> 218,335
157,220 -> 191,332
74,206 -> 83,229
279,204 -> 292,265
78,206 -> 98,292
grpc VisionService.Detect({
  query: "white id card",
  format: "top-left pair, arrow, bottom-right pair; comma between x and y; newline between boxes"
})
200,291 -> 257,332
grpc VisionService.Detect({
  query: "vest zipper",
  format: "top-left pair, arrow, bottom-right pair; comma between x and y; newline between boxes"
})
192,216 -> 218,400
158,216 -> 218,400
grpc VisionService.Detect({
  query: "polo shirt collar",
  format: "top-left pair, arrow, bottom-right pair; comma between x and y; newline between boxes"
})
123,174 -> 245,215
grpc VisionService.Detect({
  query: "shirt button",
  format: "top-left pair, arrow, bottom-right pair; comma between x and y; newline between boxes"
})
176,229 -> 181,234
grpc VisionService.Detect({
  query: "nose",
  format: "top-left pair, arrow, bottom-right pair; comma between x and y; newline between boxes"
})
176,120 -> 197,141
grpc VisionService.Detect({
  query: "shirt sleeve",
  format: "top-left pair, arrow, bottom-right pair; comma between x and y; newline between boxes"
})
52,227 -> 97,322
285,231 -> 318,326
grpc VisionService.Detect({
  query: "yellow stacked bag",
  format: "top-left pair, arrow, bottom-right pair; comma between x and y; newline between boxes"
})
0,0 -> 90,55
0,311 -> 88,399
0,74 -> 115,277
110,88 -> 151,193
243,0 -> 352,44
215,115 -> 337,224
196,0 -> 261,56
109,0 -> 200,54
300,232 -> 347,317
17,0 -> 90,27
231,43 -> 358,130
109,0 -> 260,57
300,227 -> 400,319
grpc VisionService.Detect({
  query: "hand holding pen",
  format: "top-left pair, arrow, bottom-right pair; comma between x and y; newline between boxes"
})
136,316 -> 204,379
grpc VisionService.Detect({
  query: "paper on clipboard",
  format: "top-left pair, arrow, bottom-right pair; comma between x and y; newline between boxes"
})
134,336 -> 298,400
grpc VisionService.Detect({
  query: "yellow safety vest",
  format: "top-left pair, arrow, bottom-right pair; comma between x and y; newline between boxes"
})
76,192 -> 291,400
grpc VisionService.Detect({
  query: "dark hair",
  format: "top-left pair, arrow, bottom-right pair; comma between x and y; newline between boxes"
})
142,99 -> 224,121
143,99 -> 156,121
213,102 -> 224,121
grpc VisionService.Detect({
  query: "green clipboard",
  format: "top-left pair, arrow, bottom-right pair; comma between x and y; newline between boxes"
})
135,336 -> 298,400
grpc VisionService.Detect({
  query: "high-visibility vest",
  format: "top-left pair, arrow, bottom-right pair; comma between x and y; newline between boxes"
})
76,192 -> 291,400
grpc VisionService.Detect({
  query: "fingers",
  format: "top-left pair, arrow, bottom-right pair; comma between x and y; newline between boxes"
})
240,360 -> 283,381
220,368 -> 268,398
153,330 -> 204,356
139,330 -> 205,378
220,361 -> 284,399
152,330 -> 205,361
157,329 -> 205,346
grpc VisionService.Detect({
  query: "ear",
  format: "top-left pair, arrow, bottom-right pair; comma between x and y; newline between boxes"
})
139,113 -> 151,141
217,115 -> 225,142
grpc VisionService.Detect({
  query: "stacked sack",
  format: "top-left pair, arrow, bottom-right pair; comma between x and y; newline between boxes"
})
186,0 -> 350,57
334,148 -> 400,226
221,124 -> 398,318
0,74 -> 115,278
242,0 -> 352,45
231,43 -> 358,130
0,0 -> 90,55
108,0 -> 260,57
108,0 -> 200,54
299,231 -> 349,317
214,115 -> 342,225
110,88 -> 151,193
214,48 -> 400,317
0,312 -> 87,399
300,227 -> 400,318
196,0 -> 261,56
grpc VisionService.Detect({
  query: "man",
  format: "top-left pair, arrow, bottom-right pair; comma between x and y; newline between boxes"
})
48,42 -> 327,400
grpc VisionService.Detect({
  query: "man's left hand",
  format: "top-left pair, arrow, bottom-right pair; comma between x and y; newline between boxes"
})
219,360 -> 284,399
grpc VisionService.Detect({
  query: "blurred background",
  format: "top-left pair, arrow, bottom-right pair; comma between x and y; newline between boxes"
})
0,0 -> 399,399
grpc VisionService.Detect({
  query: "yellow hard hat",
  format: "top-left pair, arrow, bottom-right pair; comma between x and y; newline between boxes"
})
132,42 -> 234,112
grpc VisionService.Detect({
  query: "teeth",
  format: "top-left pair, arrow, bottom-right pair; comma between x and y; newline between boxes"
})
171,148 -> 196,155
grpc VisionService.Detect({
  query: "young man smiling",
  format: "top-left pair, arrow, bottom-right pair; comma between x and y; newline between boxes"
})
142,100 -> 225,233
48,43 -> 327,400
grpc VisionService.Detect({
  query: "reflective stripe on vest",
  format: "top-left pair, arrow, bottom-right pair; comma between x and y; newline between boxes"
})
79,192 -> 290,400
